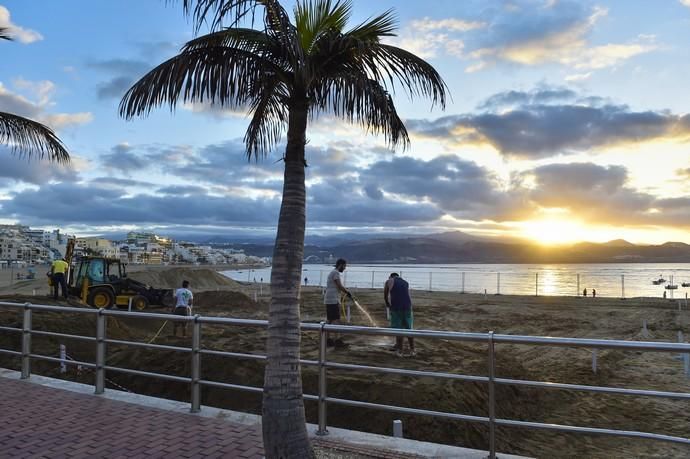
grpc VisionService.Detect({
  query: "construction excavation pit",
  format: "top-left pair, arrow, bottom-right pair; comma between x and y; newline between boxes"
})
1,267 -> 689,458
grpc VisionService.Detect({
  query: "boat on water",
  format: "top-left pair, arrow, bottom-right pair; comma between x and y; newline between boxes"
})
652,276 -> 666,285
682,282 -> 690,287
665,284 -> 678,290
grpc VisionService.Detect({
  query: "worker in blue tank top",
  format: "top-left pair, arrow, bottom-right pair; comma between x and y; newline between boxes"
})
384,273 -> 415,357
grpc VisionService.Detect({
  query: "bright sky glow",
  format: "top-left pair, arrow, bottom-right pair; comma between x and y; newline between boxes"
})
1,0 -> 690,244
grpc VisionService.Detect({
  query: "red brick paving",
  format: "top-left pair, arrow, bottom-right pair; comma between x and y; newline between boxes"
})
0,378 -> 264,458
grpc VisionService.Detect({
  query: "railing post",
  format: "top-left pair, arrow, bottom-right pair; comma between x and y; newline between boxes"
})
21,303 -> 32,379
461,272 -> 465,294
95,308 -> 106,394
191,315 -> 201,413
371,271 -> 375,289
487,330 -> 496,459
577,273 -> 580,296
429,272 -> 432,291
535,273 -> 539,296
317,321 -> 329,436
496,272 -> 500,295
621,275 -> 625,299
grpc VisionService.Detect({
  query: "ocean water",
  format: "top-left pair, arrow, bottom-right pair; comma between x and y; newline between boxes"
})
222,263 -> 690,299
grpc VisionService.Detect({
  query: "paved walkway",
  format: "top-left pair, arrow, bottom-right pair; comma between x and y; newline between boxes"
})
0,377 -> 264,458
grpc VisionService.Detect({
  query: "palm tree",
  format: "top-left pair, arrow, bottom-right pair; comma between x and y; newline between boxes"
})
0,27 -> 70,163
120,1 -> 446,457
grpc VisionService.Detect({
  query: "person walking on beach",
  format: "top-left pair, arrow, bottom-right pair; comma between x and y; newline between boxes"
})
592,289 -> 596,298
384,273 -> 415,357
324,258 -> 352,347
50,257 -> 69,300
172,280 -> 193,337
583,288 -> 587,297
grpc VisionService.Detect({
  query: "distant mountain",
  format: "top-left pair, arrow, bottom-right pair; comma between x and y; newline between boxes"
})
92,228 -> 690,263
307,236 -> 690,264
604,239 -> 635,247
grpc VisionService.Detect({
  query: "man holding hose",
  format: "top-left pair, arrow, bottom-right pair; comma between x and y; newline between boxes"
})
324,258 -> 352,348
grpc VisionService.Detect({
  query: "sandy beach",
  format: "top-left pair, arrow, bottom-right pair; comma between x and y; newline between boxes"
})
0,266 -> 688,458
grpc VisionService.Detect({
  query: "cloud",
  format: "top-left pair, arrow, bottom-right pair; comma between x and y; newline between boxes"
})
2,182 -> 281,227
0,147 -> 80,185
408,88 -> 690,159
0,6 -> 42,44
477,87 -> 577,110
681,0 -> 690,7
87,58 -> 152,100
157,185 -> 208,196
564,72 -> 592,82
410,17 -> 486,33
100,143 -> 148,173
519,162 -> 681,226
465,1 -> 655,72
0,81 -> 93,130
385,17 -> 480,58
88,43 -> 178,100
89,177 -> 155,189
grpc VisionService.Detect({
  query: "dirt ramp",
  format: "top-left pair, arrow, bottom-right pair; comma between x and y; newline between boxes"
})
127,268 -> 242,290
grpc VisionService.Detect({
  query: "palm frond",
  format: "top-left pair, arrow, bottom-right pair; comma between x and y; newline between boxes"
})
310,74 -> 408,149
120,33 -> 284,119
244,78 -> 288,157
294,0 -> 351,54
0,112 -> 70,163
360,43 -> 447,108
346,8 -> 397,41
177,0 -> 259,31
0,27 -> 12,41
176,0 -> 288,33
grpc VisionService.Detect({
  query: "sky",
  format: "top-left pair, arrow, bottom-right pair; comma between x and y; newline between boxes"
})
2,0 -> 690,245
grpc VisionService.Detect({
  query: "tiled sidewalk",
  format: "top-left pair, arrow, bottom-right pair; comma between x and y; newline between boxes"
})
0,378 -> 264,458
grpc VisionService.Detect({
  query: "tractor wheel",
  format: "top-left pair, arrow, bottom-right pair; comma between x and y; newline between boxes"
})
88,287 -> 114,309
131,295 -> 149,311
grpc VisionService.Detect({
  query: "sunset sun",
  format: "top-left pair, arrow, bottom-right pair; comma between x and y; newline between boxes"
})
520,219 -> 589,245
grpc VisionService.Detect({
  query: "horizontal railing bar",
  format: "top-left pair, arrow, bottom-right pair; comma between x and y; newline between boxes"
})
29,353 -> 95,369
197,317 -> 268,327
495,377 -> 690,399
326,361 -> 489,383
104,365 -> 190,383
102,309 -> 186,321
199,349 -> 265,360
25,304 -> 96,314
0,301 -> 25,309
0,349 -> 21,357
3,301 -> 690,353
30,329 -> 96,342
197,379 -> 320,402
326,396 -> 490,424
0,325 -> 20,333
105,338 -> 190,353
198,379 -> 263,393
197,349 -> 318,368
492,334 -> 690,352
322,324 -> 489,342
495,418 -> 690,445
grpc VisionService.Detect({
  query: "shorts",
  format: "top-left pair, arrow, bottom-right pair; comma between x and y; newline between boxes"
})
174,306 -> 191,316
326,303 -> 340,321
390,309 -> 413,329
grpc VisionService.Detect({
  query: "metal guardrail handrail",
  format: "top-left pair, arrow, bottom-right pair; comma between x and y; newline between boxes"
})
0,301 -> 688,457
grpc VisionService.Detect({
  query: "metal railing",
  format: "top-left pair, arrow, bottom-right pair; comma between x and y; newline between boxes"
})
1,301 -> 689,458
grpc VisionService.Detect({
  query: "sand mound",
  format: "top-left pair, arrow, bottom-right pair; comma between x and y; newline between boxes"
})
127,268 -> 243,291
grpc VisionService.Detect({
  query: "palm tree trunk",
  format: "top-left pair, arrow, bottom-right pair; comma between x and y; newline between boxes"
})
262,99 -> 313,458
